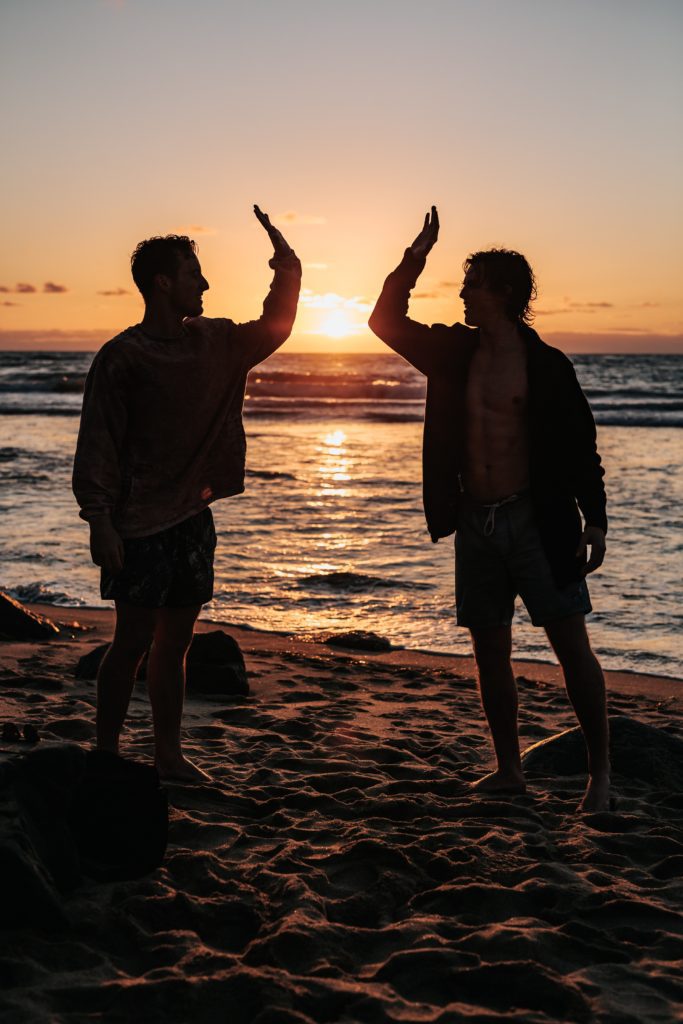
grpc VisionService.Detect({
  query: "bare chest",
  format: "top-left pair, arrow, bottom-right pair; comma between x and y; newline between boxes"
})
465,348 -> 528,424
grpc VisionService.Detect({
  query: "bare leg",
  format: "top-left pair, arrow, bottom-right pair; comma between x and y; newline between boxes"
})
96,602 -> 157,753
545,613 -> 610,812
469,625 -> 527,794
147,604 -> 210,782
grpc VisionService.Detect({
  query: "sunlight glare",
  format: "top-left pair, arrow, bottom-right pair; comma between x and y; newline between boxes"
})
319,310 -> 356,338
324,430 -> 346,448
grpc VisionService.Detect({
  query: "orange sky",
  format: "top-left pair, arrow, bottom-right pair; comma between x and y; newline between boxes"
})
1,1 -> 681,353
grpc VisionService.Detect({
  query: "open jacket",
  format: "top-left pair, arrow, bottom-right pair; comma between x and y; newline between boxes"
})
369,250 -> 607,587
73,252 -> 302,538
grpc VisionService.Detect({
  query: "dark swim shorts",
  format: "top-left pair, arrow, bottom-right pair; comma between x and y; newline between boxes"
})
101,508 -> 217,608
455,492 -> 592,629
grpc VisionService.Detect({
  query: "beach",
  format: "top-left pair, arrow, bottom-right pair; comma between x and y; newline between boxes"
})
1,603 -> 681,1023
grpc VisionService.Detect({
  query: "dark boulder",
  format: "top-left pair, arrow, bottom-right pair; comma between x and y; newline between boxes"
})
186,630 -> 249,696
74,642 -> 111,680
323,630 -> 392,652
521,714 -> 683,789
75,629 -> 249,696
0,591 -> 60,641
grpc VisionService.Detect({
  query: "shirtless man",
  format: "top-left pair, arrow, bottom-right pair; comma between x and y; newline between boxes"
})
369,208 -> 610,812
73,207 -> 301,782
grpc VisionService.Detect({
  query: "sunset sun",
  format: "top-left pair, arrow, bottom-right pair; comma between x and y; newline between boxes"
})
319,310 -> 357,338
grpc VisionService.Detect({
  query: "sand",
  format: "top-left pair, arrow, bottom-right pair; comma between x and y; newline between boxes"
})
1,603 -> 682,1023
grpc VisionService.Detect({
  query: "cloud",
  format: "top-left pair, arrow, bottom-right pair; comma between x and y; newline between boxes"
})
1,301 -> 20,307
175,224 -> 217,237
303,263 -> 329,270
97,287 -> 130,296
537,299 -> 614,315
276,211 -> 326,226
569,301 -> 613,309
413,291 -> 441,300
439,281 -> 459,289
15,283 -> 36,293
43,281 -> 68,294
0,286 -> 9,293
299,288 -> 371,313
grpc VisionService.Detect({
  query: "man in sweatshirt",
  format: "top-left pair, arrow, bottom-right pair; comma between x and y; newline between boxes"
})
368,208 -> 610,812
73,207 -> 301,782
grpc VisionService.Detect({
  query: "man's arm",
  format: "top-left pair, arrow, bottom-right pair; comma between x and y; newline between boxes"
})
368,207 -> 452,376
563,361 -> 608,575
72,350 -> 126,573
236,206 -> 302,370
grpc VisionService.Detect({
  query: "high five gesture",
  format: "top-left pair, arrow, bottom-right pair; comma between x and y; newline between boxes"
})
409,205 -> 439,259
253,205 -> 294,259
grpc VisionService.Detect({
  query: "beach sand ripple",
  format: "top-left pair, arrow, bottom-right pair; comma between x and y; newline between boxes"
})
0,610 -> 681,1023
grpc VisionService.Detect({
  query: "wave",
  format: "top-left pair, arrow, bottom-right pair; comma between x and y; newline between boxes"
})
1,402 -> 681,426
247,468 -> 297,480
0,374 -> 86,394
0,406 -> 81,416
297,571 -> 433,592
7,582 -> 87,606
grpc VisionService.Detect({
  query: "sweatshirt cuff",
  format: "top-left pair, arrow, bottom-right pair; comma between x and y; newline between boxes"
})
269,251 -> 301,271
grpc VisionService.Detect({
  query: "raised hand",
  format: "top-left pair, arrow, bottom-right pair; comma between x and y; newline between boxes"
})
253,205 -> 294,259
409,206 -> 439,259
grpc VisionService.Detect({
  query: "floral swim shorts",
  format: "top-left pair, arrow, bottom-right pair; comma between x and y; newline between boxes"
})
101,508 -> 217,608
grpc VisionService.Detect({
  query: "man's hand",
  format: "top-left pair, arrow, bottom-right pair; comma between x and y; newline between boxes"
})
577,526 -> 606,576
409,206 -> 439,259
89,518 -> 124,574
253,205 -> 293,259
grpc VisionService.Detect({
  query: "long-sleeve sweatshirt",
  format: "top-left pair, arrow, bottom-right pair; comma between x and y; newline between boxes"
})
369,249 -> 607,587
73,252 -> 301,538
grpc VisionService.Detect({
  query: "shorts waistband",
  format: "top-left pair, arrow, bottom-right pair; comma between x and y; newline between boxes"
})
463,489 -> 529,510
462,489 -> 530,537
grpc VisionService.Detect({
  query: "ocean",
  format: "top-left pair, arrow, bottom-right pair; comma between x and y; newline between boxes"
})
0,350 -> 681,679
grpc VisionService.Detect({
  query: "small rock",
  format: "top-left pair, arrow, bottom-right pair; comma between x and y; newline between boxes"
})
322,630 -> 392,652
186,630 -> 248,696
74,643 -> 111,680
74,630 -> 249,696
0,591 -> 60,641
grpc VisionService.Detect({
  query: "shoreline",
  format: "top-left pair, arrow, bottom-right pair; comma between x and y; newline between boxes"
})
23,600 -> 683,700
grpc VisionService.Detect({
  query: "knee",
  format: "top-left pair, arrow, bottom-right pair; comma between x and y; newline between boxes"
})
152,629 -> 194,659
471,632 -> 512,672
109,630 -> 153,663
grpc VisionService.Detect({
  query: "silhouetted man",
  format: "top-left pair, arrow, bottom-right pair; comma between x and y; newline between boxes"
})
73,207 -> 301,782
369,208 -> 610,812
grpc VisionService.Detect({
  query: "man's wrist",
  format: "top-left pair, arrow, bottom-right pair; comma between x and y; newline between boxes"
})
89,514 -> 114,531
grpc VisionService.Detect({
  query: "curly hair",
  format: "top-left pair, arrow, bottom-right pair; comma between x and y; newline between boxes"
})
463,248 -> 537,325
130,235 -> 197,300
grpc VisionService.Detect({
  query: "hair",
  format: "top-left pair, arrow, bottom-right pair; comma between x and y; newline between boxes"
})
130,235 -> 197,300
463,248 -> 537,325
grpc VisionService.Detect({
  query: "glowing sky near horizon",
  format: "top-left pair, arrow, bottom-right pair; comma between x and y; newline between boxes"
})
1,0 -> 681,351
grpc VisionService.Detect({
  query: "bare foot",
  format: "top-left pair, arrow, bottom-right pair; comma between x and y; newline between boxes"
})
156,755 -> 212,784
578,774 -> 611,813
468,768 -> 527,795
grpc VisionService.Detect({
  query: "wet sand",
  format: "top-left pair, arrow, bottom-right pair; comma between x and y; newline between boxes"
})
1,604 -> 682,1023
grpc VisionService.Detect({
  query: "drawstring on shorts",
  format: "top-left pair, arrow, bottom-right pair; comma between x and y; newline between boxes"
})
482,493 -> 521,536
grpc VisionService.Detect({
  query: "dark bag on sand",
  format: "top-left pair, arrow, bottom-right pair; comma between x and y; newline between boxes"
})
7,744 -> 168,888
